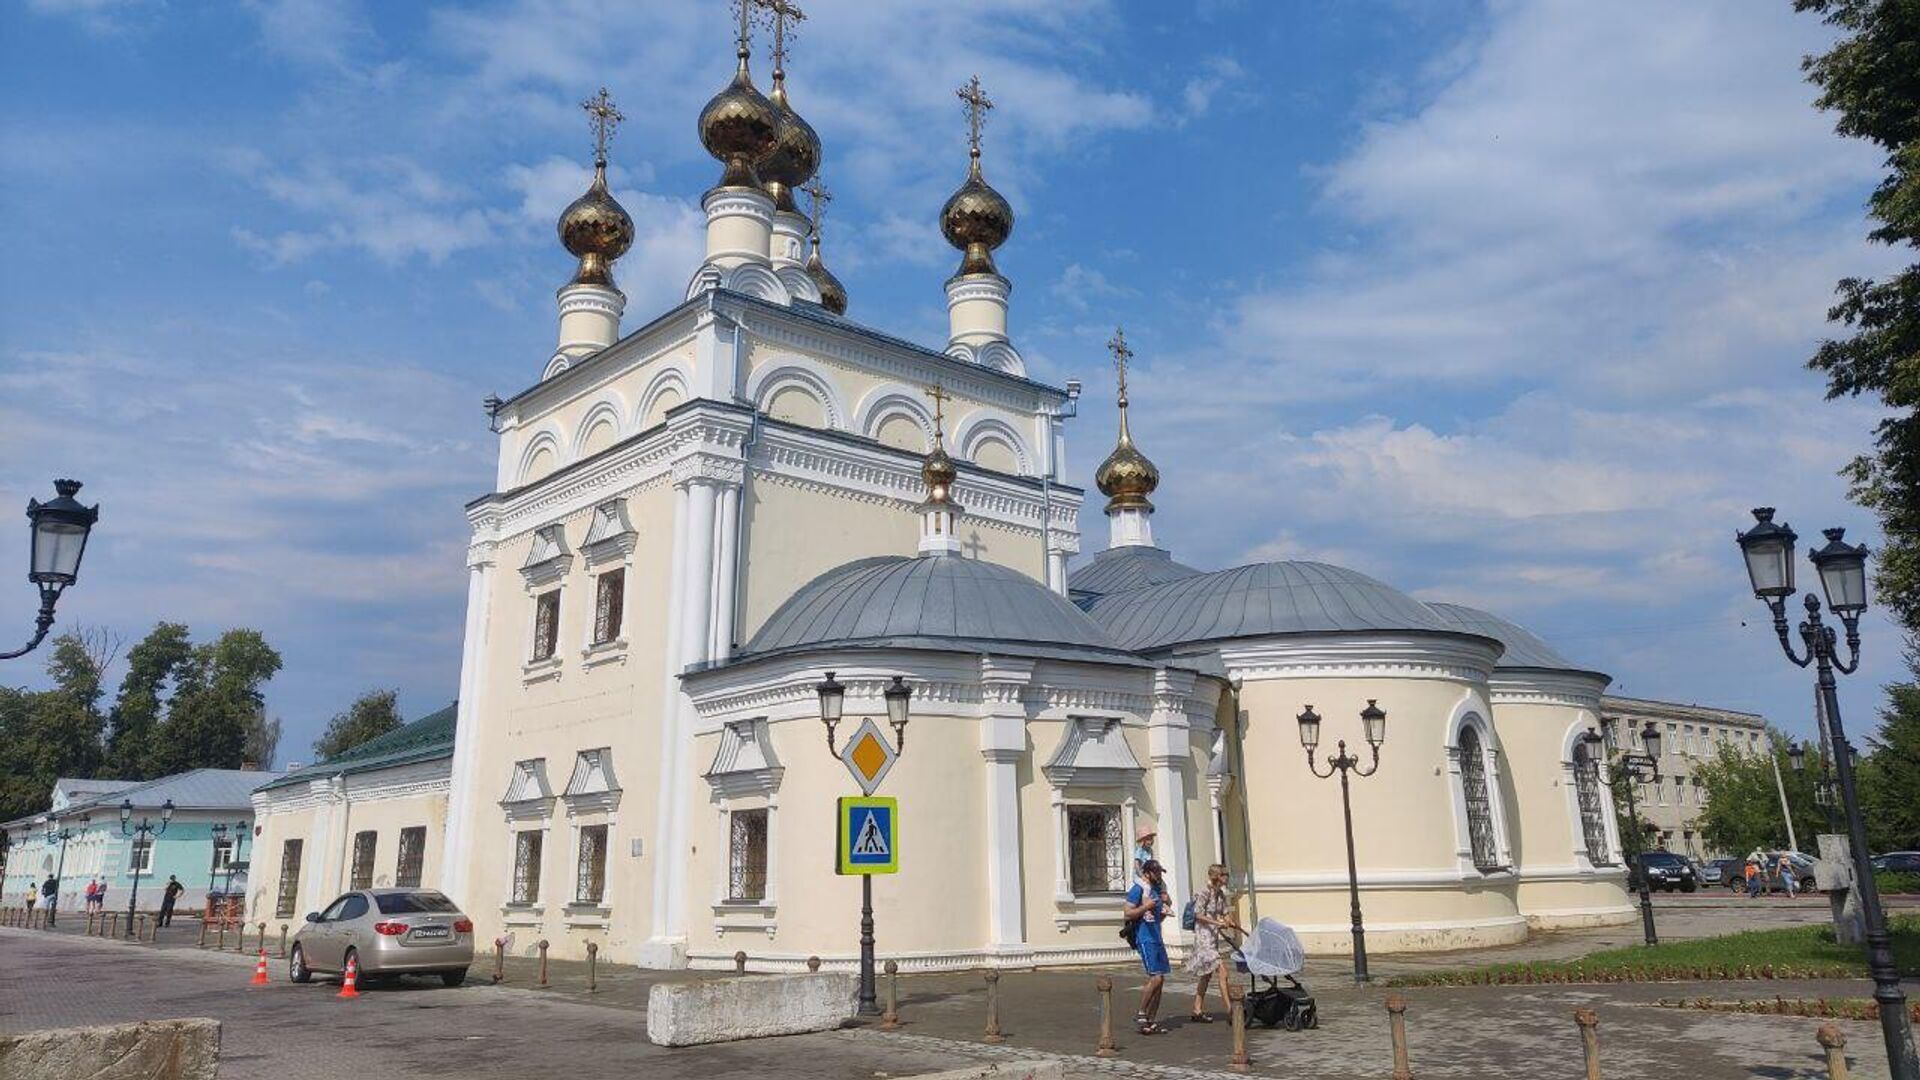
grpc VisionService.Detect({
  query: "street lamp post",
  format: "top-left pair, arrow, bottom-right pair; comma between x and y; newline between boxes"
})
119,798 -> 173,938
1736,507 -> 1917,1080
815,672 -> 911,1016
1585,722 -> 1663,946
1788,739 -> 1844,835
1297,700 -> 1387,984
223,820 -> 247,900
207,822 -> 228,903
1,480 -> 100,661
43,817 -> 81,927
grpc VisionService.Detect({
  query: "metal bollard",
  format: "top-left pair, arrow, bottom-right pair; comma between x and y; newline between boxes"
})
148,914 -> 160,943
1095,975 -> 1118,1057
1228,981 -> 1250,1073
983,970 -> 1005,1043
1817,1023 -> 1849,1080
1386,993 -> 1414,1080
86,910 -> 96,936
108,912 -> 119,937
881,960 -> 900,1030
537,939 -> 550,987
734,950 -> 748,975
807,955 -> 821,972
198,918 -> 209,948
216,918 -> 227,950
279,923 -> 289,958
492,937 -> 506,983
1574,1008 -> 1601,1080
586,942 -> 598,993
257,922 -> 267,955
136,914 -> 148,943
235,919 -> 247,953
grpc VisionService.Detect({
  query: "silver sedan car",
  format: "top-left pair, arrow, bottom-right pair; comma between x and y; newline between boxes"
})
289,889 -> 474,987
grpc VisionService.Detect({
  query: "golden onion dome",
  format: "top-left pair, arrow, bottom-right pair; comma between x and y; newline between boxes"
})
699,48 -> 781,190
761,77 -> 821,215
940,152 -> 1014,278
1095,410 -> 1159,512
558,160 -> 634,288
804,232 -> 847,315
923,442 -> 959,504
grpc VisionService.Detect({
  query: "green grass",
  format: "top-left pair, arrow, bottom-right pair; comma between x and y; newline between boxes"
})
1387,915 -> 1920,987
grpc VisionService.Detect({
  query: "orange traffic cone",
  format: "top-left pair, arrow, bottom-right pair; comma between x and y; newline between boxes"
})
337,955 -> 360,999
251,949 -> 270,986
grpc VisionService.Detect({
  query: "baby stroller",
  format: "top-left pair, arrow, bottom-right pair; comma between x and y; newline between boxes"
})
1233,917 -> 1317,1031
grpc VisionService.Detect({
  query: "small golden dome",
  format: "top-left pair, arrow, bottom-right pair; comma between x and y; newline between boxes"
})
699,49 -> 780,190
762,77 -> 821,215
805,233 -> 847,315
923,443 -> 959,505
940,153 -> 1014,277
1096,435 -> 1159,512
558,160 -> 634,288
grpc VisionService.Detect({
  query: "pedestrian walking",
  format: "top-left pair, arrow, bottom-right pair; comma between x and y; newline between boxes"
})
1776,853 -> 1799,898
1132,825 -> 1157,877
1124,859 -> 1172,1035
1184,863 -> 1242,1023
95,880 -> 107,913
157,875 -> 184,927
83,879 -> 99,914
23,886 -> 36,914
1744,857 -> 1763,898
40,875 -> 58,920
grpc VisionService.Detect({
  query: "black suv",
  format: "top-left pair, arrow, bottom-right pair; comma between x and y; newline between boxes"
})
1628,850 -> 1698,893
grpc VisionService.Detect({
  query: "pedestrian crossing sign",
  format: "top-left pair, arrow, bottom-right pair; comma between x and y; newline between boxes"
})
837,796 -> 899,875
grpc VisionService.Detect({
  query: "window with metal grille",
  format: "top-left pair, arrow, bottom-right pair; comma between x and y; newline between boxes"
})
1066,806 -> 1126,894
592,569 -> 625,644
532,590 -> 560,661
728,809 -> 768,901
511,830 -> 542,904
275,839 -> 303,918
575,824 -> 608,904
1457,726 -> 1502,871
395,827 -> 426,889
349,831 -> 377,890
1573,743 -> 1613,865
128,837 -> 154,874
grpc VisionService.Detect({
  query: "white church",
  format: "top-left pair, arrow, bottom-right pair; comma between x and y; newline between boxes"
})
251,9 -> 1634,972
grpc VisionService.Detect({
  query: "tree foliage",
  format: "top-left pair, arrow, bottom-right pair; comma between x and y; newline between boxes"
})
1797,0 -> 1920,632
0,631 -> 118,822
313,689 -> 403,761
1858,672 -> 1920,852
1694,733 -> 1824,856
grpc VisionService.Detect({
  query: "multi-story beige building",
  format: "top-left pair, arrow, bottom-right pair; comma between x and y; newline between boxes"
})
1598,696 -> 1770,859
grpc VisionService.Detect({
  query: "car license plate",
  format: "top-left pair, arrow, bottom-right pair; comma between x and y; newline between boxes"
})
411,926 -> 451,940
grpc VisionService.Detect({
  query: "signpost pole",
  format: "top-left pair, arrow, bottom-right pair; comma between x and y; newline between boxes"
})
858,874 -> 877,1015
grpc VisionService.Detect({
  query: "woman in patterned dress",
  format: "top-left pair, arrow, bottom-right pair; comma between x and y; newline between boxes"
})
1187,863 -> 1241,1022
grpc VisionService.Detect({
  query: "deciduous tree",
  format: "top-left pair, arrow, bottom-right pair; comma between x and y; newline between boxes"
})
313,690 -> 403,761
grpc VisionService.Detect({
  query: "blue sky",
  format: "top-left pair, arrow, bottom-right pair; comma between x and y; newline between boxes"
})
0,0 -> 1903,766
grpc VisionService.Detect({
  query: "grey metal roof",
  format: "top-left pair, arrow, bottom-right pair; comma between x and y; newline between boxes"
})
256,703 -> 457,793
66,768 -> 281,814
1425,603 -> 1590,672
738,554 -> 1144,665
1082,561 -> 1462,652
1068,546 -> 1203,605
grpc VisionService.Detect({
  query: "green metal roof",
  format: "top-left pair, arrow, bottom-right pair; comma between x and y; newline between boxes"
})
255,702 -> 457,793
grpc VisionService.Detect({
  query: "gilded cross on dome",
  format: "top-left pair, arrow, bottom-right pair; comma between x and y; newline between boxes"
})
925,384 -> 950,442
750,0 -> 806,73
583,88 -> 624,166
1108,327 -> 1132,406
957,75 -> 994,158
729,0 -> 762,54
802,176 -> 831,235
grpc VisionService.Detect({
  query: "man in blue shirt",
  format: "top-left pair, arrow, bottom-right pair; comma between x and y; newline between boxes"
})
1124,859 -> 1172,1034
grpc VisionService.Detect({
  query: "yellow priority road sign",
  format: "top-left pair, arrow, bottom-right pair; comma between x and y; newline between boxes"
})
838,717 -> 899,796
837,796 -> 898,875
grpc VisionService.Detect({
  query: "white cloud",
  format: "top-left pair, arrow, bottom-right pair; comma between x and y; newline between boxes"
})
1177,56 -> 1245,125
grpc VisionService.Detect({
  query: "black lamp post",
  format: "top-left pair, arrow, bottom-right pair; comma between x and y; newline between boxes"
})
1788,740 -> 1842,835
816,671 -> 911,1016
1,480 -> 99,661
207,823 -> 229,902
1736,507 -> 1917,1080
1585,721 -> 1662,945
119,797 -> 173,938
223,820 -> 247,900
1298,700 -> 1387,984
42,816 -> 82,928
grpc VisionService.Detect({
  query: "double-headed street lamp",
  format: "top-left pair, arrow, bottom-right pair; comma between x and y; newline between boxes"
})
208,822 -> 229,901
816,672 -> 911,1016
1,480 -> 100,662
1584,721 -> 1662,946
224,820 -> 248,899
42,815 -> 86,927
119,797 -> 173,938
1736,507 -> 1917,1080
1297,699 -> 1387,984
1787,738 -> 1852,835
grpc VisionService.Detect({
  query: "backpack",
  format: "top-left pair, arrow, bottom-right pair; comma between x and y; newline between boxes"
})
1120,917 -> 1141,949
1181,899 -> 1197,931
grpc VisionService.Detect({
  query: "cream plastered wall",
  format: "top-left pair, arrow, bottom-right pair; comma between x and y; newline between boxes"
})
1228,673 -> 1528,953
1494,690 -> 1634,930
736,477 -> 1046,644
510,334 -> 701,488
458,479 -> 674,960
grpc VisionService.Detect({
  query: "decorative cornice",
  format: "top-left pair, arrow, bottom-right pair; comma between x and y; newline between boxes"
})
671,452 -> 746,489
1218,634 -> 1500,685
1489,670 -> 1609,708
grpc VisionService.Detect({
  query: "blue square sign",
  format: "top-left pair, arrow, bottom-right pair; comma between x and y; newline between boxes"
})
837,796 -> 898,875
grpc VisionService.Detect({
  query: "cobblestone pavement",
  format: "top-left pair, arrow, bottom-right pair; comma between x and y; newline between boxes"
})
3,899 -> 1914,1079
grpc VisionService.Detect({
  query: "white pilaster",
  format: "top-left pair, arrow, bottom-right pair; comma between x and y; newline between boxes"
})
711,484 -> 741,659
1108,505 -> 1154,549
1148,669 -> 1196,925
644,482 -> 695,964
440,541 -> 497,906
978,658 -> 1033,960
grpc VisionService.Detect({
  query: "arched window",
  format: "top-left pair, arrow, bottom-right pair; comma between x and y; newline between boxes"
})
1457,726 -> 1501,871
1573,741 -> 1613,866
